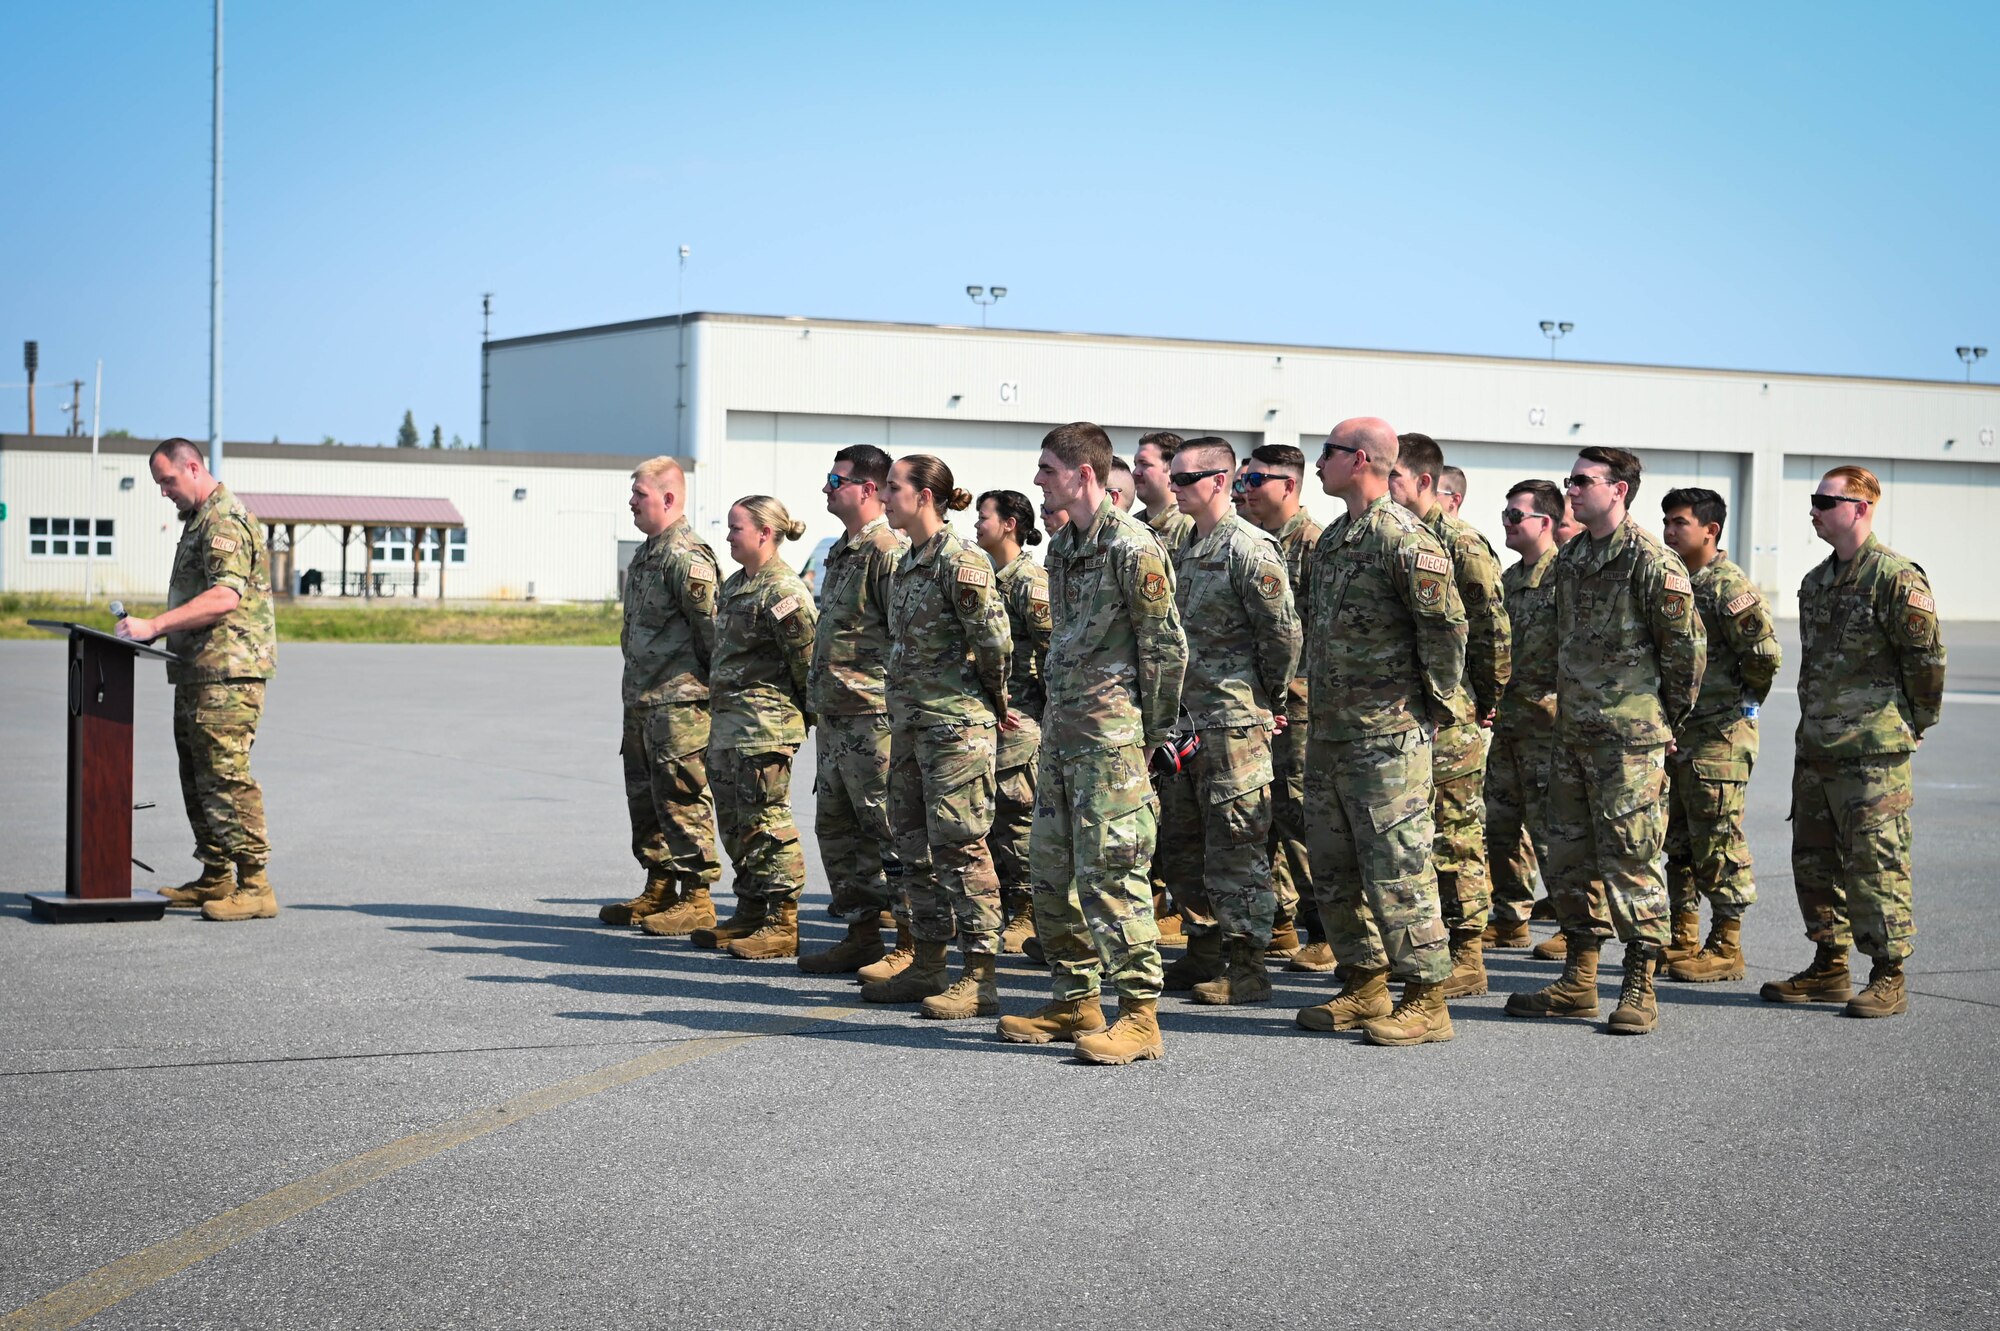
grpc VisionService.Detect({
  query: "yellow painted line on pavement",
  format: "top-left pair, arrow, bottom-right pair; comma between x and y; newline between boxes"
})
3,1007 -> 860,1331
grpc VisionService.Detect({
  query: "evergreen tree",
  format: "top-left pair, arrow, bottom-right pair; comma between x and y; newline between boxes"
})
450,433 -> 465,449
430,424 -> 443,449
397,410 -> 420,449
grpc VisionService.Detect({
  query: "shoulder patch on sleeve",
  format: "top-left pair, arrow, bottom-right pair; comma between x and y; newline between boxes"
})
210,534 -> 239,553
687,560 -> 716,582
955,563 -> 992,587
1724,590 -> 1759,616
1907,589 -> 1936,613
770,594 -> 801,621
1664,572 -> 1692,595
1415,551 -> 1452,576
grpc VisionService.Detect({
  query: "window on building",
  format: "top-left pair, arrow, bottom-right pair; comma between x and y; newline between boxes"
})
369,527 -> 466,564
370,527 -> 412,563
424,529 -> 468,564
27,517 -> 114,558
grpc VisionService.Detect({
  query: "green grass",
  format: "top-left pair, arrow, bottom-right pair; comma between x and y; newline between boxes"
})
1,593 -> 622,646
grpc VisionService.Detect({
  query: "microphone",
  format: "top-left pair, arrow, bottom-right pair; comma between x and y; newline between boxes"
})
109,601 -> 127,620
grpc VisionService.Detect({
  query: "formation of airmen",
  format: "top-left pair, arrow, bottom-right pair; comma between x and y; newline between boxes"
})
120,421 -> 1948,1067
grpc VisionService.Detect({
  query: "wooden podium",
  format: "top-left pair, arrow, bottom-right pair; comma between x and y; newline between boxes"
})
26,621 -> 179,923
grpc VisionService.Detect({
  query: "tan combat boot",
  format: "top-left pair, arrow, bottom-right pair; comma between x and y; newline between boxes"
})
1295,966 -> 1392,1032
599,871 -> 677,927
1504,937 -> 1600,1018
1659,910 -> 1703,969
856,920 -> 915,984
798,919 -> 886,974
1021,934 -> 1047,965
861,939 -> 949,1004
999,904 -> 1037,954
1361,979 -> 1454,1046
160,863 -> 233,910
1843,958 -> 1907,1018
1483,917 -> 1531,949
1668,916 -> 1746,983
640,885 -> 715,937
1440,928 -> 1488,998
727,899 -> 799,960
1606,946 -> 1659,1035
1287,940 -> 1338,973
202,865 -> 278,922
1758,941 -> 1851,1004
997,995 -> 1108,1044
1532,931 -> 1569,961
1266,909 -> 1301,959
921,953 -> 1000,1020
689,895 -> 766,949
1073,997 -> 1164,1065
1162,930 -> 1225,990
1190,938 -> 1274,1006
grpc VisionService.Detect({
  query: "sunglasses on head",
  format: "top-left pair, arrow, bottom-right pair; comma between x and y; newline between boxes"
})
825,471 -> 868,490
1169,468 -> 1228,488
1231,471 -> 1287,494
1810,493 -> 1866,511
1501,507 -> 1548,525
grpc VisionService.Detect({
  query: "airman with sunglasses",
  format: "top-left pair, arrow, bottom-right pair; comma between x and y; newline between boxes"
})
1764,465 -> 1945,1018
1504,446 -> 1704,1036
1236,444 -> 1326,965
1132,432 -> 1201,944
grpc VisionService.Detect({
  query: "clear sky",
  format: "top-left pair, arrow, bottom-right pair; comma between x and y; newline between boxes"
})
3,1 -> 1995,446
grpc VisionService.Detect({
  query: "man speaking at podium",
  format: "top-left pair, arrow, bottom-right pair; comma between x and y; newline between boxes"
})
115,438 -> 279,921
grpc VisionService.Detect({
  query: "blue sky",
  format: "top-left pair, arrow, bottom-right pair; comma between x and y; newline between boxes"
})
3,1 -> 1995,445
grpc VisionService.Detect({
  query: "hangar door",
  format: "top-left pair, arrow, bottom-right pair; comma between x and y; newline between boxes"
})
1780,456 -> 1995,619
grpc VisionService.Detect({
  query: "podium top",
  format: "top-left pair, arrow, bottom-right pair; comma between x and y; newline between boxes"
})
28,620 -> 183,664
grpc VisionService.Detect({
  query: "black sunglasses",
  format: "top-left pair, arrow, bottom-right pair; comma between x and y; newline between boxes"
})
1501,507 -> 1548,525
1809,493 -> 1866,511
1319,442 -> 1361,461
1170,468 -> 1228,488
1231,471 -> 1288,494
825,471 -> 869,490
1563,473 -> 1612,491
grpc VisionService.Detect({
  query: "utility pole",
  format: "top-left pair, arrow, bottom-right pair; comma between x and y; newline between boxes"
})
480,292 -> 493,449
65,379 -> 84,435
675,244 -> 689,454
208,0 -> 225,478
23,341 -> 37,434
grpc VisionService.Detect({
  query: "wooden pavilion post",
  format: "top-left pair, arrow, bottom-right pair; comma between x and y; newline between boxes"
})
413,525 -> 425,599
339,524 -> 351,597
284,522 -> 297,596
363,526 -> 374,600
438,527 -> 448,601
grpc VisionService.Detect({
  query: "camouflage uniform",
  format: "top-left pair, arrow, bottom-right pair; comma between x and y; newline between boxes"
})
620,518 -> 721,893
1267,509 -> 1321,923
1137,505 -> 1203,909
1665,554 -> 1781,919
808,517 -> 907,922
991,550 -> 1052,914
1422,502 -> 1512,934
710,559 -> 817,906
1302,495 -> 1465,983
1033,496 -> 1187,1002
165,483 -> 277,877
1166,511 -> 1301,944
1792,534 -> 1945,961
1545,517 -> 1704,946
886,527 -> 1012,952
1486,546 -> 1559,925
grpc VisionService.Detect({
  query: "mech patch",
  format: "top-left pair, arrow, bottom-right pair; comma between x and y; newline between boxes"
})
770,595 -> 801,621
1415,551 -> 1452,576
1724,590 -> 1759,616
1415,575 -> 1444,607
1258,571 -> 1284,601
955,564 -> 991,587
687,561 -> 716,583
210,535 -> 239,554
1907,589 -> 1936,613
1664,572 -> 1692,595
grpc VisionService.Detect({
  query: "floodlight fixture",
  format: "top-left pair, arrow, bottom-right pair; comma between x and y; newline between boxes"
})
1957,346 -> 1988,382
1540,321 -> 1573,360
966,284 -> 1007,327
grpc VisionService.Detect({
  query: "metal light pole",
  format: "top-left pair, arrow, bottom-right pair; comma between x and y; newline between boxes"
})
85,360 -> 102,602
966,285 -> 1007,328
1957,346 -> 1989,383
676,244 -> 690,453
480,292 -> 493,449
22,341 -> 37,434
1539,320 -> 1573,360
208,0 -> 225,477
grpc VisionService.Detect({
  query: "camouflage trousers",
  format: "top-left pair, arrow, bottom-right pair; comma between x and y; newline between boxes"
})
1432,719 -> 1493,933
173,681 -> 269,870
710,744 -> 806,906
890,721 -> 1003,952
992,716 -> 1041,913
1543,743 -> 1672,946
621,703 -> 720,888
813,712 -> 896,923
1790,753 -> 1916,962
1269,713 -> 1313,923
1164,724 -> 1278,945
1485,728 -> 1553,925
1031,743 -> 1163,1002
1665,719 -> 1758,919
1304,729 -> 1451,984
1148,760 -> 1203,915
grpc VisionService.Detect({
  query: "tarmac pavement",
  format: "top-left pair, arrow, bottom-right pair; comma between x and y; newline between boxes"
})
3,629 -> 1997,1329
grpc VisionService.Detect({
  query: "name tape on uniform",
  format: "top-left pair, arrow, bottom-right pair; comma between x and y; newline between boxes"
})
211,535 -> 239,553
1724,590 -> 1759,616
1907,589 -> 1936,613
1664,572 -> 1692,595
770,595 -> 801,621
1414,551 -> 1452,576
955,565 -> 992,587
